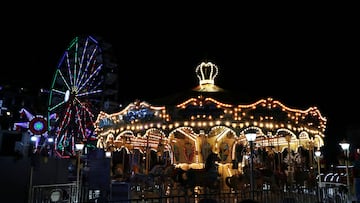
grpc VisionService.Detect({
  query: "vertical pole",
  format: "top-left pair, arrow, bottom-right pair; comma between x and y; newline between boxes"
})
339,141 -> 351,203
309,141 -> 314,168
346,150 -> 350,202
122,149 -> 125,176
249,141 -> 254,200
317,156 -> 322,203
146,134 -> 149,175
76,151 -> 81,203
286,135 -> 293,186
28,165 -> 33,203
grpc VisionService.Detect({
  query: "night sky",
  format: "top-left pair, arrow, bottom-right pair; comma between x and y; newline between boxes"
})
1,8 -> 358,164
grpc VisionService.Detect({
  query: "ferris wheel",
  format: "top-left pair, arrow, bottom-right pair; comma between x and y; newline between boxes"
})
47,35 -> 105,158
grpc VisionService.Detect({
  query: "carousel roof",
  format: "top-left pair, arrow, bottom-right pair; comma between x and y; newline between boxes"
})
92,61 -> 330,173
95,61 -> 327,140
93,61 -> 328,168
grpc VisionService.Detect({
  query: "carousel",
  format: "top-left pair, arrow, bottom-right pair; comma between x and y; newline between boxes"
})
94,61 -> 327,194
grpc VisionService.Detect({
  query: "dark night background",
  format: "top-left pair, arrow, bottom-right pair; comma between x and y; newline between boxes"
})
0,5 -> 358,203
1,3 -> 359,177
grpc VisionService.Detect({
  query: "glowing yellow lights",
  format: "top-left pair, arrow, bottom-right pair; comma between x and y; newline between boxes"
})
93,74 -> 327,164
196,61 -> 218,85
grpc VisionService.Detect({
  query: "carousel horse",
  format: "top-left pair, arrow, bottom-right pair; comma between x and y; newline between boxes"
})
127,163 -> 168,193
273,166 -> 287,191
280,148 -> 316,192
292,166 -> 317,192
225,166 -> 265,192
172,152 -> 221,195
226,165 -> 289,194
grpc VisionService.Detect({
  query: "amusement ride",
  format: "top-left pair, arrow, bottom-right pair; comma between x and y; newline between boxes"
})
93,61 -> 327,195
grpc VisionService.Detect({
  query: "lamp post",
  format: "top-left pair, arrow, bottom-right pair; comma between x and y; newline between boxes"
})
75,143 -> 84,203
315,150 -> 322,203
339,140 -> 350,202
105,150 -> 112,177
245,133 -> 257,200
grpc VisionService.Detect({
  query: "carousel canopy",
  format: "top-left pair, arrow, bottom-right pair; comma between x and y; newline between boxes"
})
94,61 -> 327,165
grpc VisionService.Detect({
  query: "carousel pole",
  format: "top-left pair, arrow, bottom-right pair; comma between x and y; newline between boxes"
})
246,133 -> 257,200
309,139 -> 314,170
277,136 -> 281,172
285,134 -> 293,186
145,134 -> 149,175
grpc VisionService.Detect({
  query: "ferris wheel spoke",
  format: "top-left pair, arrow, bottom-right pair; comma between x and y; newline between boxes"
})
51,89 -> 66,95
57,69 -> 72,91
77,89 -> 103,97
74,97 -> 83,107
87,80 -> 104,94
56,107 -> 72,136
55,53 -> 72,86
74,99 -> 95,119
48,100 -> 66,112
76,41 -> 98,86
73,39 -> 79,84
69,40 -> 79,85
64,51 -> 75,87
75,106 -> 86,139
78,64 -> 103,92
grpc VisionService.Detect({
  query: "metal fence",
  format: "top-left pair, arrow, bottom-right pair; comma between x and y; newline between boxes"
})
31,182 -> 355,203
105,183 -> 320,203
105,189 -> 318,203
31,183 -> 77,203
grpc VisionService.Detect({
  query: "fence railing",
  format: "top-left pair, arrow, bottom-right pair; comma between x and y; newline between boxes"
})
31,182 -> 77,203
31,181 -> 354,203
106,188 -> 318,203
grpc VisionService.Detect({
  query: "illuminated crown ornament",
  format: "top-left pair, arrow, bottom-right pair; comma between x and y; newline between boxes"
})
194,61 -> 223,92
196,61 -> 218,85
